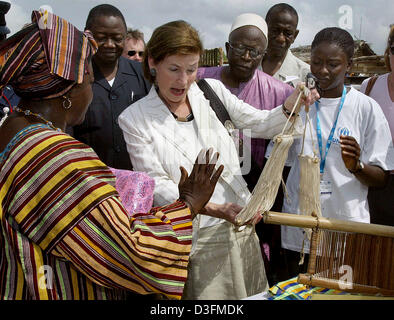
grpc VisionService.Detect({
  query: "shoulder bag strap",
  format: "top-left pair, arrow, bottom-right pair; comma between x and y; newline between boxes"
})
197,79 -> 232,125
364,75 -> 378,96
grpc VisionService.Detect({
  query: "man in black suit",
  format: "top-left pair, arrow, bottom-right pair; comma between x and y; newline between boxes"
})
72,4 -> 150,170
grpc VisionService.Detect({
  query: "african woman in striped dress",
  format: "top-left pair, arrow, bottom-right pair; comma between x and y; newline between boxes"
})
0,10 -> 222,300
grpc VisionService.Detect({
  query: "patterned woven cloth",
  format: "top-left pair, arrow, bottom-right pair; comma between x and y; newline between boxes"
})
268,277 -> 350,300
110,168 -> 155,216
0,124 -> 192,300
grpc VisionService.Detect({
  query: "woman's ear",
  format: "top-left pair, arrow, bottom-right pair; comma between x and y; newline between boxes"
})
148,56 -> 155,70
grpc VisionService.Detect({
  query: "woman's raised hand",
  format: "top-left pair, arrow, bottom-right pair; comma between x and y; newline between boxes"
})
283,82 -> 321,116
178,148 -> 224,218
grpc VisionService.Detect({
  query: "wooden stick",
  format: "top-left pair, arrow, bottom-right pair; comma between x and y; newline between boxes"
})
307,228 -> 319,275
298,274 -> 394,297
263,211 -> 394,238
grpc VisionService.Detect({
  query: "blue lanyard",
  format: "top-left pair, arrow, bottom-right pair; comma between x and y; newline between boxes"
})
315,86 -> 347,174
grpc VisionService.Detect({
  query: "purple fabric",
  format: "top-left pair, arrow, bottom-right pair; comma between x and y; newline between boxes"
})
110,168 -> 155,216
197,66 -> 294,167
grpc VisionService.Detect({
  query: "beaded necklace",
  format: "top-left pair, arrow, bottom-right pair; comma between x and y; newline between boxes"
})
13,107 -> 63,132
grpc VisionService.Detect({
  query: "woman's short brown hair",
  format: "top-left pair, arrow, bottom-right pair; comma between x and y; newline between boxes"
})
143,20 -> 203,83
384,25 -> 394,71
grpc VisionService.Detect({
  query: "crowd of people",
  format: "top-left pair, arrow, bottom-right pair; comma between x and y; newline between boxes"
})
0,1 -> 393,301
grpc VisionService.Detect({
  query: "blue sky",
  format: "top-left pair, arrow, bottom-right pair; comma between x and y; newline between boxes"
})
6,0 -> 394,54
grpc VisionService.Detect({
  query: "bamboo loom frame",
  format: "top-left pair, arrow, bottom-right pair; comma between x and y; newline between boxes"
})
263,211 -> 394,296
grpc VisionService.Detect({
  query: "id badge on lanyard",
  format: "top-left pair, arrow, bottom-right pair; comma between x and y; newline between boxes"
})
316,87 -> 347,196
320,180 -> 332,195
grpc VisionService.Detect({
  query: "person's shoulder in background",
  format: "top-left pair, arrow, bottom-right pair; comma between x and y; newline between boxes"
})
118,55 -> 151,92
197,66 -> 223,80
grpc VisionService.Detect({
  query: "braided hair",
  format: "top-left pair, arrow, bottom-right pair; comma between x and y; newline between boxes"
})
311,27 -> 354,61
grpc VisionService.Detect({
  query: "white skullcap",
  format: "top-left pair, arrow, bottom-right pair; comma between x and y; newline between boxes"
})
229,13 -> 268,40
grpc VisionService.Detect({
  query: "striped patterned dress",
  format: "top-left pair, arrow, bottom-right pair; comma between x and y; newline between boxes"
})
0,124 -> 192,300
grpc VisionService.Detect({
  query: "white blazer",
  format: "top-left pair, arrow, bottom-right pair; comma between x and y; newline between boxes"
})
118,79 -> 301,208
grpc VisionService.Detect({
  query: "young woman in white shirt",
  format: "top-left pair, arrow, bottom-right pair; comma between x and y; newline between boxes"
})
275,27 -> 394,279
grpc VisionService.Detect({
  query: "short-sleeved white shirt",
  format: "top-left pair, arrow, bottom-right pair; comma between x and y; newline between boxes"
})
266,87 -> 394,253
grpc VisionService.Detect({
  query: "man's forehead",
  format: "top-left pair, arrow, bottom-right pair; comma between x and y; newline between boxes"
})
127,38 -> 143,44
268,11 -> 298,27
90,15 -> 126,30
125,38 -> 144,49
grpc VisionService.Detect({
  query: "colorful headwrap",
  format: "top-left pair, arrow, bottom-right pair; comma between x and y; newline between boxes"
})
0,10 -> 97,99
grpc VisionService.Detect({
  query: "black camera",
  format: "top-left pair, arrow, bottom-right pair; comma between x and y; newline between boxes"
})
305,72 -> 322,96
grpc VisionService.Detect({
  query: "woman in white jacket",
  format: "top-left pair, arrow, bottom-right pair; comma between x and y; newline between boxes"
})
118,20 -> 318,300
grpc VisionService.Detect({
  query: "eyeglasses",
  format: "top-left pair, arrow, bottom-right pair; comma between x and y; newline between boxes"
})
228,43 -> 264,59
128,50 -> 144,57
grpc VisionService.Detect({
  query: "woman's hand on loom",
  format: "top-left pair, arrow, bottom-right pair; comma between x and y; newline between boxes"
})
247,211 -> 264,225
201,202 -> 243,225
178,148 -> 224,219
283,82 -> 320,116
236,211 -> 263,226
